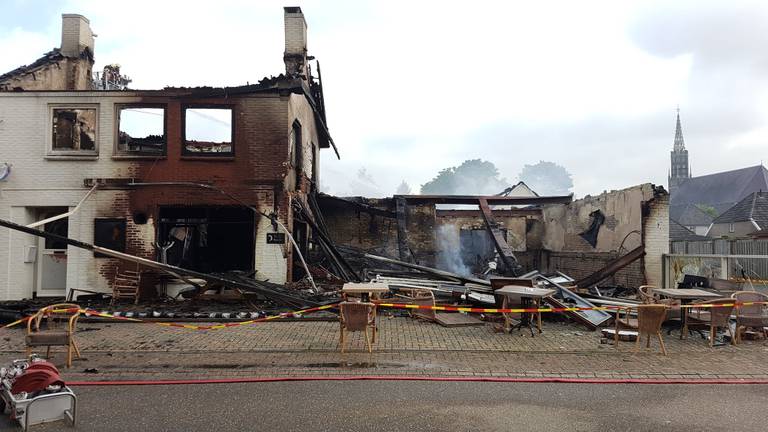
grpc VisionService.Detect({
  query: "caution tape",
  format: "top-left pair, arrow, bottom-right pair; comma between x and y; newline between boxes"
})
375,301 -> 768,314
4,301 -> 768,331
3,304 -> 339,331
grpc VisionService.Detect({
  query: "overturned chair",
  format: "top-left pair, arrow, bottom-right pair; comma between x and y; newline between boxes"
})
339,302 -> 377,353
25,303 -> 82,368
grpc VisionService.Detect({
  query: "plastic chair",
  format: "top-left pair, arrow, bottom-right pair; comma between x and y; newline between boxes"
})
635,304 -> 668,355
686,298 -> 735,346
731,291 -> 768,344
339,302 -> 377,353
25,303 -> 82,368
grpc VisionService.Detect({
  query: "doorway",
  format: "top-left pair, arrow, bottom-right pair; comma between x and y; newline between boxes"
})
34,207 -> 69,297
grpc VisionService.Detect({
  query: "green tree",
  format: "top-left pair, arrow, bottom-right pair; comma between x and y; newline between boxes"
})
420,159 -> 509,195
695,203 -> 718,218
518,161 -> 573,196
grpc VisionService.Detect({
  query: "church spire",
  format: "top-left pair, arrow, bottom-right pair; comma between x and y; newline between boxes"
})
669,107 -> 691,192
673,106 -> 685,151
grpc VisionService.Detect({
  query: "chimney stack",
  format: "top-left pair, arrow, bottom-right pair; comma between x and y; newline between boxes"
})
60,14 -> 95,58
283,6 -> 308,77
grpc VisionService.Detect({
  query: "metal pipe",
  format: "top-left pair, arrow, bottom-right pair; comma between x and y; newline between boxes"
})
26,184 -> 99,228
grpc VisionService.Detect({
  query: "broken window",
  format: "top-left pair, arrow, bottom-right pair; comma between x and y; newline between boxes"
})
158,207 -> 253,273
116,106 -> 165,155
183,107 -> 234,155
290,121 -> 303,188
51,108 -> 97,152
94,218 -> 127,257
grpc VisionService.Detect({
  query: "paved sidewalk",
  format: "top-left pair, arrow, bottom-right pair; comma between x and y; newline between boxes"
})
2,316 -> 767,381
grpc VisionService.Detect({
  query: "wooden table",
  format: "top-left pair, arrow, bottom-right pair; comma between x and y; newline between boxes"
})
654,288 -> 721,339
495,285 -> 555,337
341,283 -> 390,302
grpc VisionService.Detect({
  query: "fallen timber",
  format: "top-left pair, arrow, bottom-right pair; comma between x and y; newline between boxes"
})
0,218 -> 323,308
361,253 -> 492,287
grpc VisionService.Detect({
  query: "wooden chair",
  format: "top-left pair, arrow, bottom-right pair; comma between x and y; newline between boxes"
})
25,303 -> 82,368
731,291 -> 768,344
635,304 -> 668,355
339,302 -> 377,353
638,285 -> 680,320
686,298 -> 735,346
397,288 -> 437,322
112,269 -> 141,305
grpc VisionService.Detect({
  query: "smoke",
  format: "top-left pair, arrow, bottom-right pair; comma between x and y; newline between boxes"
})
435,225 -> 471,276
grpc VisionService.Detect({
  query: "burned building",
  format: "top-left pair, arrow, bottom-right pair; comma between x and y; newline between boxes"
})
0,8 -> 336,300
318,184 -> 669,288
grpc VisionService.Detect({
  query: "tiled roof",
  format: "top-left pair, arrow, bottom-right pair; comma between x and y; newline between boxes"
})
669,219 -> 710,241
671,165 -> 768,213
712,191 -> 768,229
670,203 -> 714,226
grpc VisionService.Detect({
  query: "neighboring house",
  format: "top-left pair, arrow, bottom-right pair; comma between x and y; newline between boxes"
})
707,192 -> 768,238
670,164 -> 768,231
0,8 -> 337,300
670,203 -> 713,238
669,219 -> 709,242
500,181 -> 539,198
666,110 -> 768,237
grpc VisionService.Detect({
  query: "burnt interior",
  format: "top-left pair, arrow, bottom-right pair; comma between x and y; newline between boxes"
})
460,228 -> 506,273
52,108 -> 96,151
157,206 -> 254,273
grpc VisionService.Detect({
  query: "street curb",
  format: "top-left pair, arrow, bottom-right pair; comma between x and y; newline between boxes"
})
67,375 -> 768,386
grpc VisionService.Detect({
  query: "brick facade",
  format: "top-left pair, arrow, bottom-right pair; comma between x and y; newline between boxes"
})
0,89 -> 324,300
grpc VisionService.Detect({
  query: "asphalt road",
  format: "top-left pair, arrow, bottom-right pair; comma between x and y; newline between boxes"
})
2,380 -> 766,431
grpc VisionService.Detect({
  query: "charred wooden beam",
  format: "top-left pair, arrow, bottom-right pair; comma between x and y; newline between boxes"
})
478,198 -> 518,275
396,194 -> 572,206
362,252 -> 491,288
395,196 -> 414,262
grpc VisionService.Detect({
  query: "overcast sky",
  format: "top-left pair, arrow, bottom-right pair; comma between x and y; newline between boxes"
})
2,0 -> 767,197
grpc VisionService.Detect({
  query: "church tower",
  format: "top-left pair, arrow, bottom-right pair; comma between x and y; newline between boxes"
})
668,108 -> 690,194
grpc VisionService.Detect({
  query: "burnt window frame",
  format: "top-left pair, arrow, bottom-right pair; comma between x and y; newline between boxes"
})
93,217 -> 127,257
181,104 -> 236,157
114,103 -> 168,157
47,104 -> 99,158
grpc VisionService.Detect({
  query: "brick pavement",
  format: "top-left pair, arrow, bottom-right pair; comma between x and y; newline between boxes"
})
2,316 -> 768,381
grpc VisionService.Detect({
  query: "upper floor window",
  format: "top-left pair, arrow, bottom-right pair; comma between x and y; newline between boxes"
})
290,121 -> 302,187
729,223 -> 735,233
183,107 -> 234,156
116,106 -> 166,156
50,106 -> 97,155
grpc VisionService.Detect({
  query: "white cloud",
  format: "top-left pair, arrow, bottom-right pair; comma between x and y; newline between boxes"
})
3,0 -> 767,198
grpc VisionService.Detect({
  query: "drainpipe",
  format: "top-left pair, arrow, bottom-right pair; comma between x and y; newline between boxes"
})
26,183 -> 99,228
